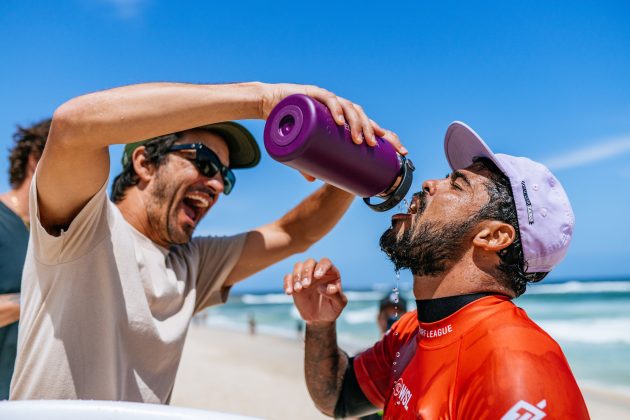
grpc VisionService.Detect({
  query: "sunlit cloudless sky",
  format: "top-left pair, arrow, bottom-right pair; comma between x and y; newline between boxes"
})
1,1 -> 629,292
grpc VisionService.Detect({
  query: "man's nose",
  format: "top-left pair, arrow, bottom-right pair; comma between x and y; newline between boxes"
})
422,179 -> 438,196
205,174 -> 224,195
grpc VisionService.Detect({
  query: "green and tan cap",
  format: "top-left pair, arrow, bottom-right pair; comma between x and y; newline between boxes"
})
122,121 -> 261,169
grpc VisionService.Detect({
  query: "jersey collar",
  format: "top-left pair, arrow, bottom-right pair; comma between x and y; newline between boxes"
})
416,295 -> 512,348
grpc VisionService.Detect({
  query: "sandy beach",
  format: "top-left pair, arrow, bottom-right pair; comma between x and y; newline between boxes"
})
172,325 -> 630,419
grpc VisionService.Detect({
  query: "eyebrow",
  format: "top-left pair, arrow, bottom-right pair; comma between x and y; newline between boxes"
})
451,170 -> 471,188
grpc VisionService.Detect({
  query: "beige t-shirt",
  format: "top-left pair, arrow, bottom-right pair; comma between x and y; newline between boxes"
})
10,176 -> 246,403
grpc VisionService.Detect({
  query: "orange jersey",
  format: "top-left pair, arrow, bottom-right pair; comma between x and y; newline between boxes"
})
354,295 -> 589,419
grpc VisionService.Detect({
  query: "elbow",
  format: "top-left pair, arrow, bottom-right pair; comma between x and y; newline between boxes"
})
293,237 -> 314,254
50,96 -> 98,148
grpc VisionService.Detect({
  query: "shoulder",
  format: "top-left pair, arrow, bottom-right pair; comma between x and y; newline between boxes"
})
173,233 -> 247,260
454,303 -> 589,418
468,302 -> 562,355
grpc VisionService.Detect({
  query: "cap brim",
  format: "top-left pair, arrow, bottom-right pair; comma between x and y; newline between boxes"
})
197,121 -> 261,169
444,121 -> 505,173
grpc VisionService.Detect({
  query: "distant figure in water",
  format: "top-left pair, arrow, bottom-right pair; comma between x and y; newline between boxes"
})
248,313 -> 256,336
296,320 -> 304,339
377,292 -> 408,335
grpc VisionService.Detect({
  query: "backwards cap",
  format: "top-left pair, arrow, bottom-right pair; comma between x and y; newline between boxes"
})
444,121 -> 574,273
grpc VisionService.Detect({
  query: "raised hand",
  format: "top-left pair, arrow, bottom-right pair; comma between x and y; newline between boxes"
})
261,83 -> 407,156
284,257 -> 348,325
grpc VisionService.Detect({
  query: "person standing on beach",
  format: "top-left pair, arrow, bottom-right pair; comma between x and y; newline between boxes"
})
0,119 -> 49,400
10,81 -> 405,404
287,122 -> 589,418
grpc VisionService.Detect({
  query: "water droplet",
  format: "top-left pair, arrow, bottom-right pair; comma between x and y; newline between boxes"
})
396,352 -> 401,357
393,361 -> 397,365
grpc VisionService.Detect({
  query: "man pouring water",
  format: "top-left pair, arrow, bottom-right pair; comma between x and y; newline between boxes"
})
10,81 -> 406,403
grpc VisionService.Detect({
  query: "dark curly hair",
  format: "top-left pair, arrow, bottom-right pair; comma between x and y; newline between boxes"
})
474,157 -> 548,296
110,133 -> 181,203
9,118 -> 51,188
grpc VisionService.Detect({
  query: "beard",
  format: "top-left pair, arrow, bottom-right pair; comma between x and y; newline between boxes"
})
146,170 -> 194,246
379,198 -> 479,276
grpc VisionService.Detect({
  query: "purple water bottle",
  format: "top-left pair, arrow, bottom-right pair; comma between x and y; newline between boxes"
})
264,94 -> 414,212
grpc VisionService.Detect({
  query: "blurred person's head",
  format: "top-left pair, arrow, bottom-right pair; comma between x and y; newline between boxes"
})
111,122 -> 259,247
380,122 -> 573,298
378,292 -> 408,334
8,118 -> 51,189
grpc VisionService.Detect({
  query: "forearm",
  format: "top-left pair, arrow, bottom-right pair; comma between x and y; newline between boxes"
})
51,81 -> 265,149
0,293 -> 20,327
226,185 -> 353,284
305,321 -> 348,416
276,184 -> 354,250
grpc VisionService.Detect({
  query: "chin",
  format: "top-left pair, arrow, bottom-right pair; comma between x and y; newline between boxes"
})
166,221 -> 195,245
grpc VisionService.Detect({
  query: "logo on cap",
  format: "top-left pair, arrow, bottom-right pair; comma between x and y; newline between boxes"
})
521,181 -> 535,225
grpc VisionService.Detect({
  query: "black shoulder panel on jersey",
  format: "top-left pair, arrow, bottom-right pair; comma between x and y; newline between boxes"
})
333,357 -> 380,419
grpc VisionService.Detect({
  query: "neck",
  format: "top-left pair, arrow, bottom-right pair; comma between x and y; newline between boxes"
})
1,176 -> 33,221
412,249 -> 514,300
416,292 -> 494,323
117,191 -> 166,247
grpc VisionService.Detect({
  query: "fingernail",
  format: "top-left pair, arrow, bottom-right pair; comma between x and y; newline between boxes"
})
303,278 -> 310,286
336,115 -> 345,124
295,281 -> 302,290
315,269 -> 324,277
400,147 -> 408,154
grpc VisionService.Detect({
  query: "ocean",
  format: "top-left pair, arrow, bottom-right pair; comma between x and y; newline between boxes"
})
200,279 -> 630,396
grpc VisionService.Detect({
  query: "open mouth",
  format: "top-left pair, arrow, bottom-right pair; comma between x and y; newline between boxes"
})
181,191 -> 213,224
390,194 -> 422,226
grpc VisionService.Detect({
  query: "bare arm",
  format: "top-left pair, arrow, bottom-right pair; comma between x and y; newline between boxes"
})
286,258 -> 349,416
304,322 -> 349,416
39,82 -> 264,232
0,293 -> 20,327
40,81 -> 404,233
225,185 -> 353,285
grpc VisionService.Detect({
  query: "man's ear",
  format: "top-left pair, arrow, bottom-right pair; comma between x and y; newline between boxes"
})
472,221 -> 516,251
131,146 -> 156,183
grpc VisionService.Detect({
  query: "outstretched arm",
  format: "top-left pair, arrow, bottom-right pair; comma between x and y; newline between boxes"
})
39,82 -> 405,233
286,258 -> 348,416
39,82 -> 262,232
225,185 -> 353,285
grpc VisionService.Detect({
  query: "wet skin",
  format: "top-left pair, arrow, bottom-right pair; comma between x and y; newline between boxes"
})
390,161 -> 494,242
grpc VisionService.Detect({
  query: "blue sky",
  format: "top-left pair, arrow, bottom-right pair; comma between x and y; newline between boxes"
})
1,1 -> 629,292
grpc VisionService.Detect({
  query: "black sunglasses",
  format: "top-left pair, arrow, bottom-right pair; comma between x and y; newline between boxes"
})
167,143 -> 235,195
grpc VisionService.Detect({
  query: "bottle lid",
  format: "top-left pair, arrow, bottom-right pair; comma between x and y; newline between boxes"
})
363,156 -> 415,212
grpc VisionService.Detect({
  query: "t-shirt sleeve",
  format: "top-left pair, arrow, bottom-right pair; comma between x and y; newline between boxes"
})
455,326 -> 590,419
188,233 -> 247,312
353,312 -> 415,408
29,170 -> 110,265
